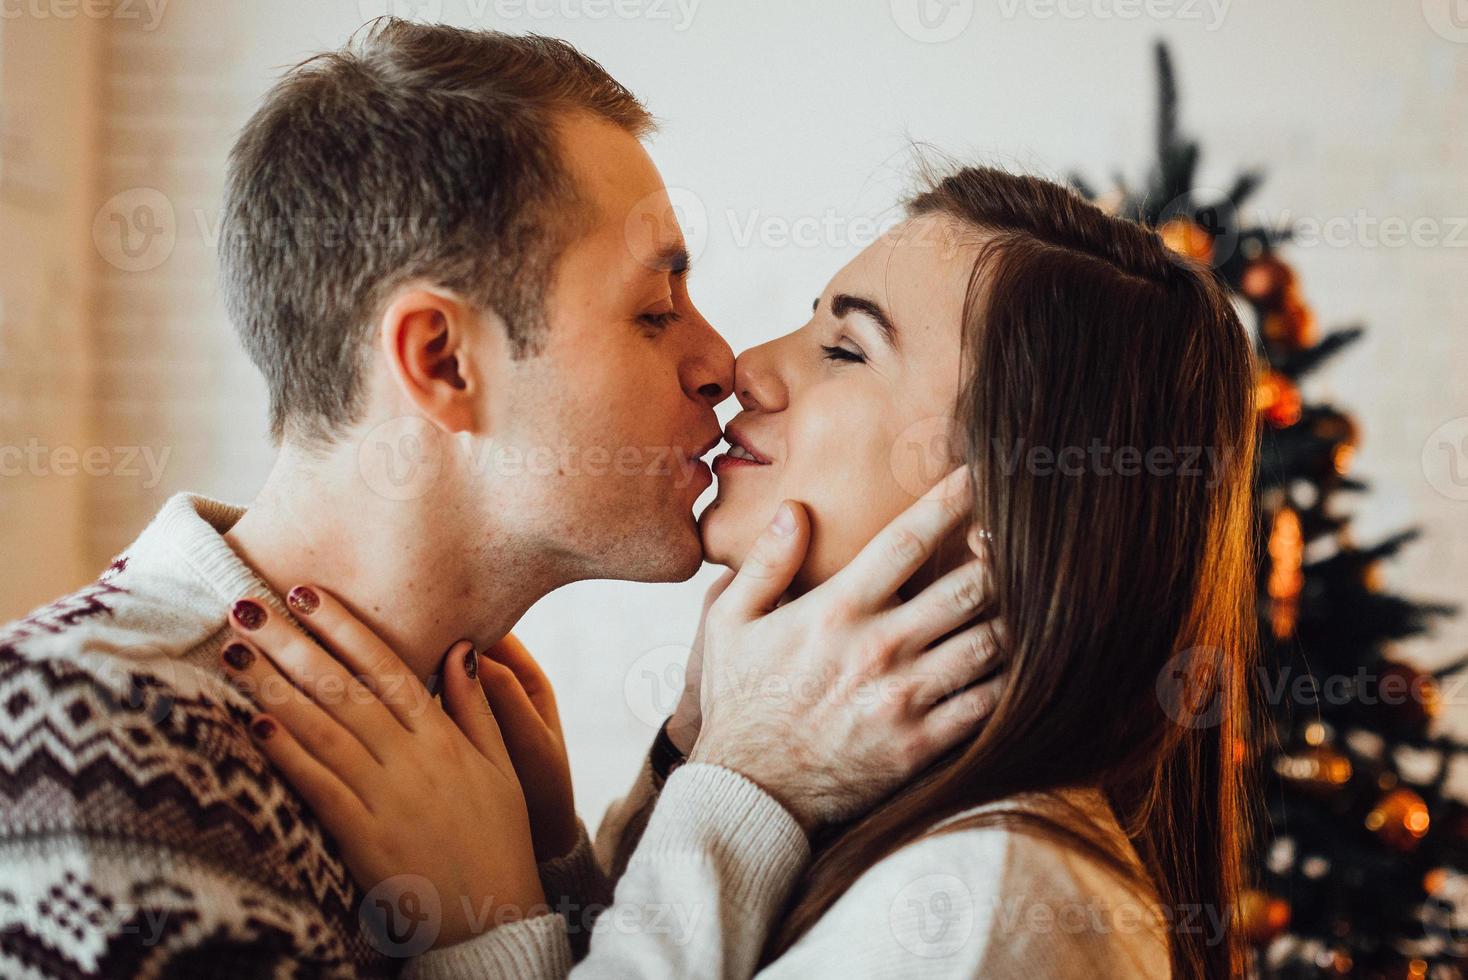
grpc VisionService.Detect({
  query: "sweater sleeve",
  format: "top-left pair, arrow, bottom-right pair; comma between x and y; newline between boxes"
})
405,763 -> 810,980
536,818 -> 609,959
592,752 -> 664,883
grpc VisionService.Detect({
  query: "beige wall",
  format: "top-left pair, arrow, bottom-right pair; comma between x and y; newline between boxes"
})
0,11 -> 101,614
2,0 -> 1465,821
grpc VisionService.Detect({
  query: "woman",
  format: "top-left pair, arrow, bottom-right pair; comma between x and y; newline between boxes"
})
225,165 -> 1258,978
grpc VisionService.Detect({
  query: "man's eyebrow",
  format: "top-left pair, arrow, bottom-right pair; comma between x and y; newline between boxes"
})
830,293 -> 899,349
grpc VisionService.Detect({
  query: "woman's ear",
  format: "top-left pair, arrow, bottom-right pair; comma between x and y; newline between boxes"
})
377,287 -> 489,434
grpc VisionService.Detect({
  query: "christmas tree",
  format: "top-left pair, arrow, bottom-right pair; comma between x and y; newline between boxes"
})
1073,42 -> 1462,979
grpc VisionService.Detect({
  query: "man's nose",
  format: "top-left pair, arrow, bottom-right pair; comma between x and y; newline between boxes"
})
686,317 -> 735,407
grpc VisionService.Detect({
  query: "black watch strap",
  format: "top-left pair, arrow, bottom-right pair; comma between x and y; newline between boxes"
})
649,717 -> 688,787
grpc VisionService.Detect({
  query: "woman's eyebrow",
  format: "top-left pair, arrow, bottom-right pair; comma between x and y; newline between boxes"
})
830,292 -> 899,350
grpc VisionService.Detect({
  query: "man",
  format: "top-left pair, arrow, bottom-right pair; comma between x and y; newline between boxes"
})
0,20 -> 991,977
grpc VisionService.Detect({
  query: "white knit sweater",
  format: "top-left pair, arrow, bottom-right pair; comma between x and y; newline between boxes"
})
409,758 -> 1174,979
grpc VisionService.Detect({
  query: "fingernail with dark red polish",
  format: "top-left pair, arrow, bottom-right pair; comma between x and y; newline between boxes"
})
250,717 -> 276,741
222,643 -> 254,671
232,599 -> 267,631
287,586 -> 320,617
463,648 -> 479,680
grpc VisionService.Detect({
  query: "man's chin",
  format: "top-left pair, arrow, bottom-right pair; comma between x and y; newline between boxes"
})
638,519 -> 707,583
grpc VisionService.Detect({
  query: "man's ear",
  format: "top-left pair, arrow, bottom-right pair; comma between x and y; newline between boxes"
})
378,287 -> 488,434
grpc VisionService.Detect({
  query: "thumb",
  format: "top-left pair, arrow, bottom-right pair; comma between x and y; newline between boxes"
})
717,500 -> 810,622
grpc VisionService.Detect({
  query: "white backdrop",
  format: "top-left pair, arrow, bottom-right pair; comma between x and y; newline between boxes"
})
3,0 -> 1465,823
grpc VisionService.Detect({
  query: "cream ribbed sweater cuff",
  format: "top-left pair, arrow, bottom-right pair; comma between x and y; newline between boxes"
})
402,910 -> 571,980
627,762 -> 810,913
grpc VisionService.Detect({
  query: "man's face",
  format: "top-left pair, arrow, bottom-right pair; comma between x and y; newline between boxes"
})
473,112 -> 732,584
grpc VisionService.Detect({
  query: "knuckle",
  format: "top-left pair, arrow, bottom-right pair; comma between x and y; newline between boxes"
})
951,574 -> 985,613
819,594 -> 859,628
887,528 -> 927,566
856,633 -> 898,674
306,722 -> 338,757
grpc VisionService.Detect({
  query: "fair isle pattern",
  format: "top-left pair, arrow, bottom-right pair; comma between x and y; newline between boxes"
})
0,582 -> 397,978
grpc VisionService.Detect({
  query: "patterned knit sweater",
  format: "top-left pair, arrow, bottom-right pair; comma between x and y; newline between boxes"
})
0,493 -> 599,979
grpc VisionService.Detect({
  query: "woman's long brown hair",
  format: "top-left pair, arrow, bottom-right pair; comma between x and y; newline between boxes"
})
762,167 -> 1260,979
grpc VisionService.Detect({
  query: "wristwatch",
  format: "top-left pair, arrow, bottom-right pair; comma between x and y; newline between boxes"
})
649,716 -> 688,787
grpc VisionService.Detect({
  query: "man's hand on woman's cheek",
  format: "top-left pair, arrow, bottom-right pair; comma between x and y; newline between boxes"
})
689,467 -> 1008,833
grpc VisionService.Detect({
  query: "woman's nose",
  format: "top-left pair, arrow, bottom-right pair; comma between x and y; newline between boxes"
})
733,337 -> 789,413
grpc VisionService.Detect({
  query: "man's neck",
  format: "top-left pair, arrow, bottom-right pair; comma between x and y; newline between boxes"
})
223,448 -> 557,682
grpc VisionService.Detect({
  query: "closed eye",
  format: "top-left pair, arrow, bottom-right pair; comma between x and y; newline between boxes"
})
822,344 -> 866,364
640,311 -> 682,329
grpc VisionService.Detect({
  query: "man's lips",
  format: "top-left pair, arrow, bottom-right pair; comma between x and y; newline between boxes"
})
689,432 -> 724,463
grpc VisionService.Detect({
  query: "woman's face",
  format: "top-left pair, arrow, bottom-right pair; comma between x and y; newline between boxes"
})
700,214 -> 979,589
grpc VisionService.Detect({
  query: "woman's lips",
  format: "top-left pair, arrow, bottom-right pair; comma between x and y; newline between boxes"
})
711,453 -> 767,475
711,429 -> 773,475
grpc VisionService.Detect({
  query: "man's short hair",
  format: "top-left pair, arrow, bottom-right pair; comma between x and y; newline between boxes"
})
220,19 -> 654,446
